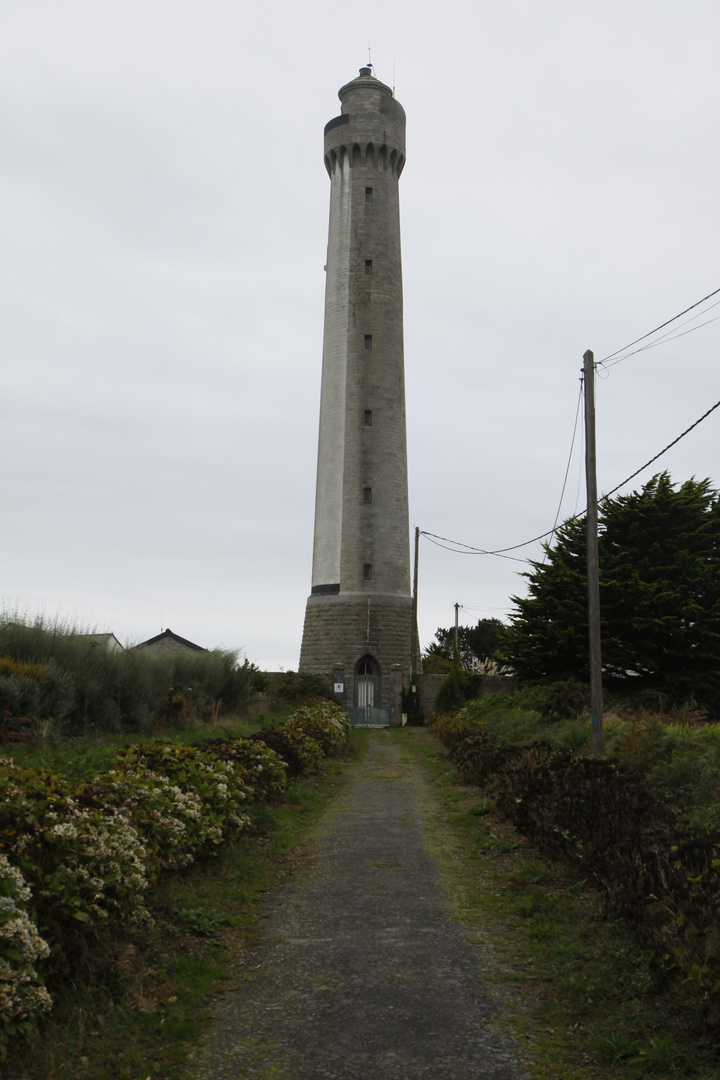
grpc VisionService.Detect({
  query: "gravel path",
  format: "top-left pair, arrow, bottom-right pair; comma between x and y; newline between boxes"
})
187,731 -> 524,1079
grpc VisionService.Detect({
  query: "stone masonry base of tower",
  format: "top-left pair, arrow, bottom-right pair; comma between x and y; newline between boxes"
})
300,593 -> 412,726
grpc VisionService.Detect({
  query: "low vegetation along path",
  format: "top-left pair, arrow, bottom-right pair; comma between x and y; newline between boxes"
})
188,730 -> 524,1079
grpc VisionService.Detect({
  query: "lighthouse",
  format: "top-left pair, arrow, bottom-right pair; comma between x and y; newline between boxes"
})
299,67 -> 415,726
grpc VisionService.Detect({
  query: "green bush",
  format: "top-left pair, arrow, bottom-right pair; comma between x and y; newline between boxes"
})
512,679 -> 591,721
0,761 -> 151,974
267,671 -> 333,705
76,768 -> 209,873
253,726 -> 323,777
435,668 -> 484,712
284,700 -> 351,756
115,743 -> 253,848
0,856 -> 53,1063
489,747 -> 660,905
0,697 -> 351,1056
433,693 -> 720,1023
200,737 -> 287,804
427,712 -> 480,753
641,831 -> 720,1017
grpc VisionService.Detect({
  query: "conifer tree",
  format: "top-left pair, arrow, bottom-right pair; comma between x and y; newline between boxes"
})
499,473 -> 720,709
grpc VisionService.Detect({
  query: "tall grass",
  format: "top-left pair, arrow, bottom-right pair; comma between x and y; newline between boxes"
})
0,610 -> 262,738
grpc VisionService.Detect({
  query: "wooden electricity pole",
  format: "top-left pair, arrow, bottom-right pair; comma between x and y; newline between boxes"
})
411,525 -> 420,678
583,350 -> 604,759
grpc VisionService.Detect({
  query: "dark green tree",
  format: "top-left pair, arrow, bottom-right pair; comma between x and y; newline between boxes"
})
499,474 -> 720,709
465,618 -> 505,663
424,618 -> 505,669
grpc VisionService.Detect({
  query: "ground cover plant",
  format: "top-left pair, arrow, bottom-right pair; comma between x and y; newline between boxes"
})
430,690 -> 720,1040
0,698 -> 351,1067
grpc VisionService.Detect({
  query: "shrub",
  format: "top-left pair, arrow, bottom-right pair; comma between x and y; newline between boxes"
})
435,668 -> 484,712
200,737 -> 288,803
253,699 -> 350,776
0,657 -> 44,681
75,768 -> 208,873
253,726 -> 323,777
641,831 -> 720,1018
433,691 -> 720,1022
0,856 -> 52,1062
489,747 -> 660,904
114,744 -> 253,849
0,760 -> 151,974
512,679 -> 591,721
267,671 -> 334,705
427,712 -> 480,753
0,696 -> 352,1059
285,700 -> 351,756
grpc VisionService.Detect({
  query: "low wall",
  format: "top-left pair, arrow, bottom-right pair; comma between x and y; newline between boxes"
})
413,672 -> 516,723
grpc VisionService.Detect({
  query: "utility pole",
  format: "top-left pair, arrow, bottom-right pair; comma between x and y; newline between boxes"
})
411,526 -> 420,678
454,602 -> 460,658
583,350 -> 604,759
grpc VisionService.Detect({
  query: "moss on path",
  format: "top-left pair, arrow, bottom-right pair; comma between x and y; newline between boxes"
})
187,730 -> 524,1079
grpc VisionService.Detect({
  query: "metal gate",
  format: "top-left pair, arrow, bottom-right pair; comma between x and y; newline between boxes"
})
347,675 -> 389,726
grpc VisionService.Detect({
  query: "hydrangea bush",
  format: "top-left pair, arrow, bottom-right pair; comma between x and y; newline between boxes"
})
202,738 -> 288,803
254,699 -> 350,775
253,725 -> 324,777
286,700 -> 351,756
114,743 -> 253,851
0,698 -> 352,1055
0,760 -> 151,971
0,856 -> 52,1062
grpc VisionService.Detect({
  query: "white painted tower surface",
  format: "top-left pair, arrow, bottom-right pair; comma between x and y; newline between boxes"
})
299,67 -> 414,726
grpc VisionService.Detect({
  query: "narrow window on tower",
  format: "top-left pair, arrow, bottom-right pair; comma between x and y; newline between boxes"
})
363,487 -> 372,503
364,409 -> 373,426
363,563 -> 372,580
365,259 -> 372,275
364,335 -> 372,350
365,187 -> 373,203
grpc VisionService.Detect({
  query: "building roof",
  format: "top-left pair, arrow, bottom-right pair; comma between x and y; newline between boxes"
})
135,628 -> 206,652
76,632 -> 124,651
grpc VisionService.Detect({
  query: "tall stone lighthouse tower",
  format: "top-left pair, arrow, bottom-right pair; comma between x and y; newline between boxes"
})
299,66 -> 414,726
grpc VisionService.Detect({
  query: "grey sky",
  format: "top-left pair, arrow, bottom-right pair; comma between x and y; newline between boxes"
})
2,0 -> 719,669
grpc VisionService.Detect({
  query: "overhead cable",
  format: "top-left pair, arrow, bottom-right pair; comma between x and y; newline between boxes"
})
542,380 -> 584,560
421,395 -> 720,559
599,397 -> 720,502
599,285 -> 720,366
600,307 -> 720,370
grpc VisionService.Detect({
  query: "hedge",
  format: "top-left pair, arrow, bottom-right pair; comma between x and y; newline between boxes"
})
0,699 -> 351,1059
429,710 -> 720,1024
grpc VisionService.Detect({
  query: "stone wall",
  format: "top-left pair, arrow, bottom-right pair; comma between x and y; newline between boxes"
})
413,672 -> 517,723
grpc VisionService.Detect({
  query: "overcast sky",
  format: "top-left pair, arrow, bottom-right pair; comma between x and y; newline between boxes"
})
2,0 -> 719,669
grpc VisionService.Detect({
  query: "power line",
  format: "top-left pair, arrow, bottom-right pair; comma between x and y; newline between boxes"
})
421,531 -> 528,562
542,379 -> 584,561
600,307 -> 720,370
421,395 -> 720,560
599,285 -> 720,367
600,398 -> 720,502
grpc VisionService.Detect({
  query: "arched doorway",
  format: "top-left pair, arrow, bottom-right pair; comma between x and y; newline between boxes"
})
349,655 -> 387,726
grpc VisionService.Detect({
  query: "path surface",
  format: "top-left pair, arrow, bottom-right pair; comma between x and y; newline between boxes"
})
188,731 -> 524,1079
